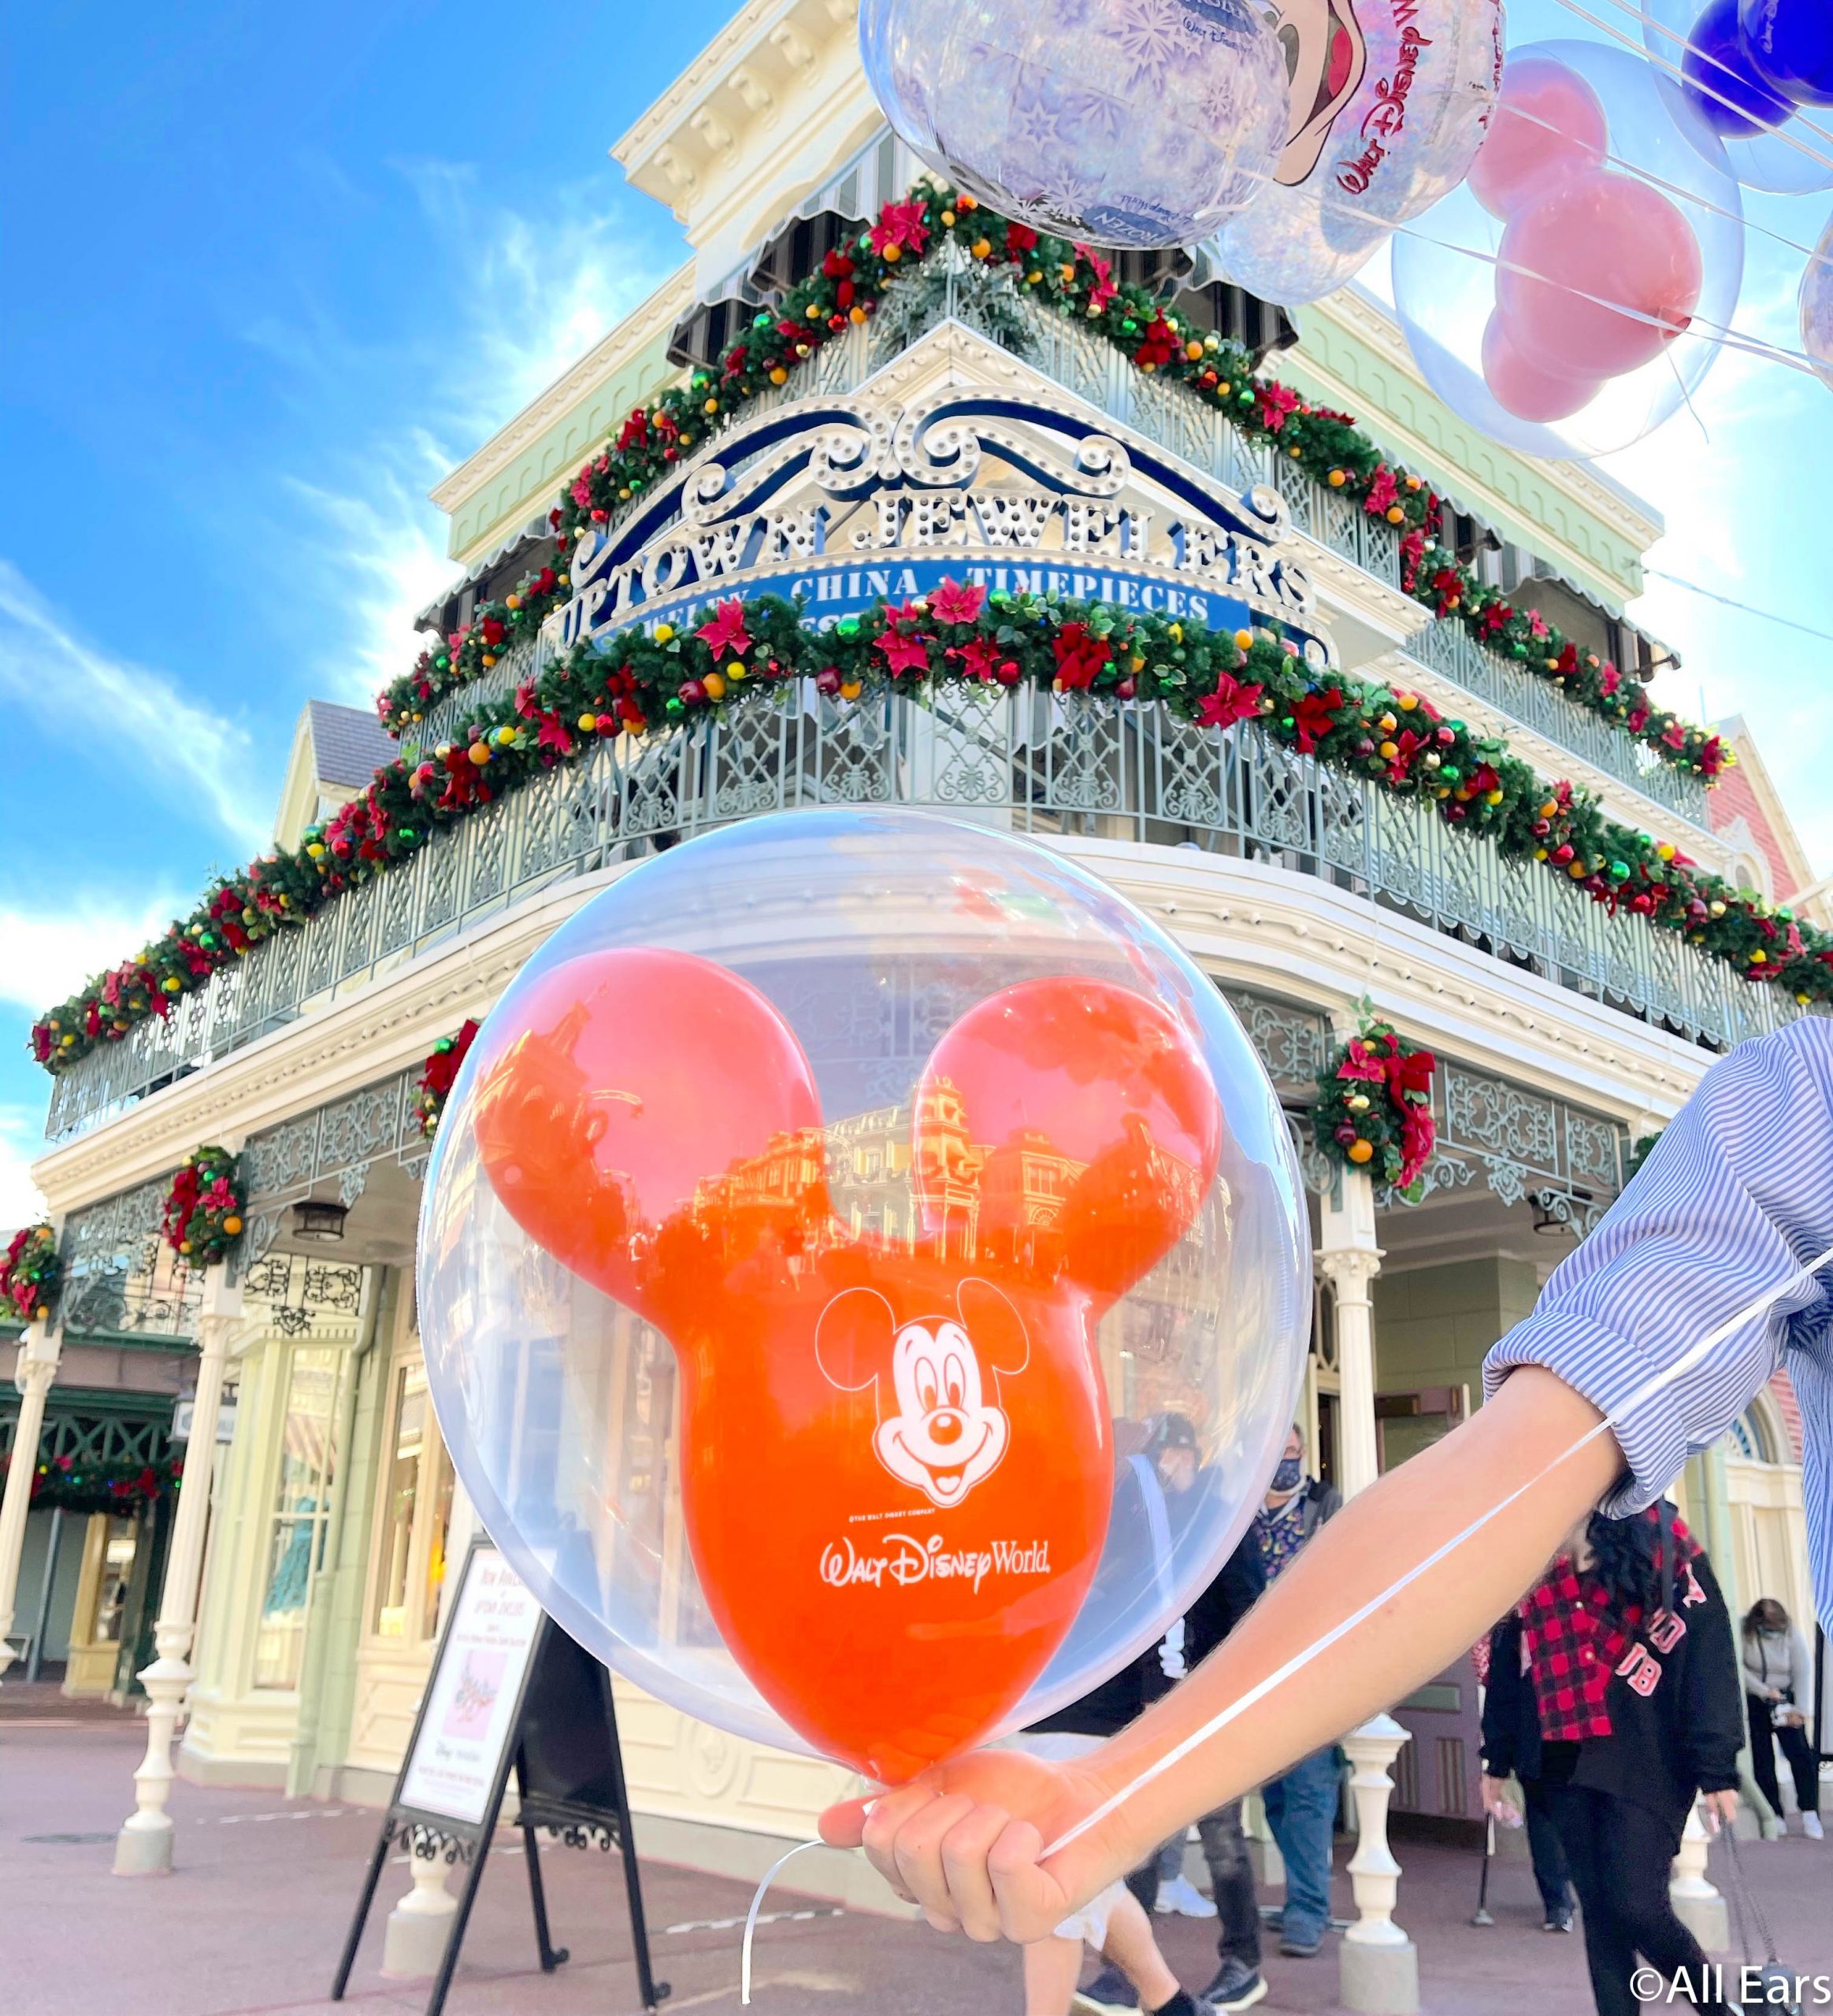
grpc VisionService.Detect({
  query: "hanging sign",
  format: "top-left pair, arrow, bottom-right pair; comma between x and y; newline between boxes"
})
546,386 -> 1338,673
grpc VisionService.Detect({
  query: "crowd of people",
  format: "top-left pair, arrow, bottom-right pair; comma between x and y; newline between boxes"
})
1018,1414 -> 1824,2016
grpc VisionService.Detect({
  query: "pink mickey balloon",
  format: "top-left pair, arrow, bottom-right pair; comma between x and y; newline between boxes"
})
1468,55 -> 1611,219
1497,169 -> 1705,380
1480,313 -> 1602,421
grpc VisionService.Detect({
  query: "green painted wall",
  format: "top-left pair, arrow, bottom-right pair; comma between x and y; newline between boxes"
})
447,316 -> 685,565
1282,305 -> 1649,609
1372,1255 -> 1542,1414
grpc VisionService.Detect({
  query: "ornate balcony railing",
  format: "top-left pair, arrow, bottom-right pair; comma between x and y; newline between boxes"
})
1410,622 -> 1710,828
43,687 -> 1801,1144
411,278 -> 1707,834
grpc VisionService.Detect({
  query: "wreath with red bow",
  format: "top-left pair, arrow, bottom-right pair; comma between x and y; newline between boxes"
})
0,1225 -> 60,1325
414,1019 -> 479,1139
161,1144 -> 245,1266
1315,1015 -> 1438,1193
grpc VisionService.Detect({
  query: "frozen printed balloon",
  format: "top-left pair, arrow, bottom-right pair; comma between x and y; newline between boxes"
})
858,0 -> 1289,249
419,810 -> 1311,1781
1393,38 -> 1743,458
1740,0 -> 1833,105
1212,0 -> 1503,306
1643,0 -> 1833,193
1804,212 -> 1833,391
1467,54 -> 1609,219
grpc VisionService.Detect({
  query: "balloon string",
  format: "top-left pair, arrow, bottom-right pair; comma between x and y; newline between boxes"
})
1545,0 -> 1833,171
740,1838 -> 826,2006
1041,1243 -> 1833,1861
1492,97 -> 1833,278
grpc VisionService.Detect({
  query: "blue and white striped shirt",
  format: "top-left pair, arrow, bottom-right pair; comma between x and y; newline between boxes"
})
1483,1015 -> 1833,1632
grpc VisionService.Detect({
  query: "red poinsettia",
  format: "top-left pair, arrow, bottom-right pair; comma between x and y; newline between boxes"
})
1052,621 -> 1113,691
928,579 -> 986,625
1289,687 -> 1345,755
1196,674 -> 1264,730
870,198 -> 931,259
696,598 -> 751,661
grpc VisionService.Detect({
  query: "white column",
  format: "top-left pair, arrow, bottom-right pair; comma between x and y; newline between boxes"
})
1339,1714 -> 1419,2016
0,1321 -> 61,1680
1319,1168 -> 1383,1499
1670,1801 -> 1729,1953
115,1269 -> 242,1875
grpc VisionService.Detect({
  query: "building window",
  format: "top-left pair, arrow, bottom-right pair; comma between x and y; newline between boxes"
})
370,1358 -> 455,1644
1728,1406 -> 1777,1464
253,1347 -> 343,1690
90,1515 -> 138,1646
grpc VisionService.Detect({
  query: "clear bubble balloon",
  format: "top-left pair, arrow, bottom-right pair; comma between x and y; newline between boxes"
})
859,0 -> 1289,250
1643,0 -> 1833,194
1210,0 -> 1504,306
420,809 -> 1311,1781
1394,39 -> 1744,460
1804,211 -> 1833,390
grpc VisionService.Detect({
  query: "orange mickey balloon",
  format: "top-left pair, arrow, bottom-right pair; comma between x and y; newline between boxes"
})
914,976 -> 1224,1306
472,947 -> 827,1324
473,952 -> 1221,1781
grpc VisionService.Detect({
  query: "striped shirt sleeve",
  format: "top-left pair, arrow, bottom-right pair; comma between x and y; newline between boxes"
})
1483,1017 -> 1833,1629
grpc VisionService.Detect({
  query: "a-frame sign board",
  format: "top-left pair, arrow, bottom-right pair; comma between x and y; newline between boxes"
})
332,1537 -> 669,2015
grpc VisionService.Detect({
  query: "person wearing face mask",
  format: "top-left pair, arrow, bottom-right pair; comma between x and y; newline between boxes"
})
1248,1426 -> 1343,1959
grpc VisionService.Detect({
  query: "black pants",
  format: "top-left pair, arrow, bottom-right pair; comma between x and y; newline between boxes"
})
1747,1692 -> 1821,1817
1522,1778 -> 1574,1919
1543,1783 -> 1718,2016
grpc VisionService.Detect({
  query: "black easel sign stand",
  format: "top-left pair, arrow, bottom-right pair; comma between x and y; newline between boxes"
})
332,1537 -> 670,2016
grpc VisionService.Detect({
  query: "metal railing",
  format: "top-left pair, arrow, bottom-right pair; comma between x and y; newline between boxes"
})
1410,622 -> 1710,828
43,687 -> 1801,1143
410,276 -> 1707,832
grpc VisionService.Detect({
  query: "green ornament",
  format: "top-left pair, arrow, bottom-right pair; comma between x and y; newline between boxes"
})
1610,861 -> 1631,881
1439,765 -> 1460,783
665,696 -> 685,717
836,617 -> 861,638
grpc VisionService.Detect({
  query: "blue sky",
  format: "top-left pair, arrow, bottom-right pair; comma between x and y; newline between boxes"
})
3,0 -> 1831,1222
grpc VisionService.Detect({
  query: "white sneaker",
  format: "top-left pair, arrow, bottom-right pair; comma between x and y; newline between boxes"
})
1155,1873 -> 1219,1919
1803,1813 -> 1824,1840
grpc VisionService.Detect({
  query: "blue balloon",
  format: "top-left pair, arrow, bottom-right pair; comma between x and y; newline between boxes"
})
1740,0 -> 1833,106
1684,0 -> 1794,135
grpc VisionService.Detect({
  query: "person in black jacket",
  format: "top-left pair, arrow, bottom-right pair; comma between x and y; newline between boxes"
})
1480,1503 -> 1742,2016
1027,1416 -> 1266,2016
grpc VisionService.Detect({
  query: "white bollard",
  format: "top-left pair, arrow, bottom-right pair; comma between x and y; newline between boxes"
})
1671,1802 -> 1728,1954
381,1828 -> 462,1978
1339,1715 -> 1419,2016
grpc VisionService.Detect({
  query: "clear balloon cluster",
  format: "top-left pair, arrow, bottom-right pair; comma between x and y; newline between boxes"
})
1393,40 -> 1745,459
1650,0 -> 1833,195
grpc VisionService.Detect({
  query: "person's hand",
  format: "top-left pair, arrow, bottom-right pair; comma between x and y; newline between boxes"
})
1479,1774 -> 1522,1827
1777,1708 -> 1806,1729
1702,1789 -> 1739,1833
818,1745 -> 1132,1944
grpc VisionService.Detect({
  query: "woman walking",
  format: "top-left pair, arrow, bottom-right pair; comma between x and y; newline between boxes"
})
1479,1504 -> 1742,2016
1742,1598 -> 1824,1839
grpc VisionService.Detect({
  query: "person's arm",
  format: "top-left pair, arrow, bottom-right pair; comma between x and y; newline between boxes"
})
1679,1555 -> 1744,1825
820,1365 -> 1620,1940
1484,1021 -> 1833,1539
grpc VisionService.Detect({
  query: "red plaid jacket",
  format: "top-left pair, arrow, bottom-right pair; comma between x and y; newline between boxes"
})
1516,1514 -> 1699,1742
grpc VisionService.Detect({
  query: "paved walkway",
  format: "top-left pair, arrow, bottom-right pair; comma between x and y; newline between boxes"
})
5,1692 -> 1831,2016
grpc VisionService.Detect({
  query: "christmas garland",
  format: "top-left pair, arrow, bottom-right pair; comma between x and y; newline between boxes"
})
161,1145 -> 245,1266
1314,1017 -> 1438,1191
29,587 -> 1831,1077
373,181 -> 1727,791
10,1449 -> 183,1515
0,1225 -> 60,1325
414,1020 -> 479,1138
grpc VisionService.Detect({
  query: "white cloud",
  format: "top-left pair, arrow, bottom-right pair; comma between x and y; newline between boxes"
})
256,165 -> 674,714
0,894 -> 187,1015
0,561 -> 270,854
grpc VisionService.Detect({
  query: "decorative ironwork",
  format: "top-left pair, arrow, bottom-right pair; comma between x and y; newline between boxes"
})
238,1252 -> 364,1336
60,1180 -> 200,1340
1221,990 -> 1331,1099
1405,1058 -> 1630,1223
45,687 -> 1803,1147
1412,621 -> 1709,830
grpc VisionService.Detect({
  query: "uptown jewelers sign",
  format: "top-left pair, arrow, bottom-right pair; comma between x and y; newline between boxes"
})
546,386 -> 1338,669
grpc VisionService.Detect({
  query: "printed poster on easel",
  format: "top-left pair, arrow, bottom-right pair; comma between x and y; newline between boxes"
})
399,1544 -> 543,1825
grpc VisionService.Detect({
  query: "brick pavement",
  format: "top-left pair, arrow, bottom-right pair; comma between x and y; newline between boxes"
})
5,1694 -> 1831,2016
